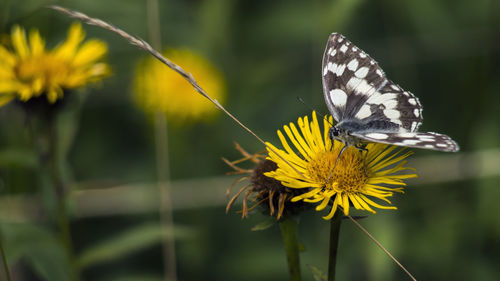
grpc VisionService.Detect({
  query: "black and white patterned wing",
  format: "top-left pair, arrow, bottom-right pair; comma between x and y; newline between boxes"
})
322,33 -> 423,132
351,131 -> 459,152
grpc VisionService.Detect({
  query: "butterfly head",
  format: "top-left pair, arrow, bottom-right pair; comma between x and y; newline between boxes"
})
328,125 -> 360,147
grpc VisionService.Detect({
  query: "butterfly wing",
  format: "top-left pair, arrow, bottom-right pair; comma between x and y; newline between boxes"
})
322,33 -> 423,133
351,131 -> 459,152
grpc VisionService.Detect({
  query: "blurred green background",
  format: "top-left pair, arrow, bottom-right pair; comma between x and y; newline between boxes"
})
1,0 -> 500,280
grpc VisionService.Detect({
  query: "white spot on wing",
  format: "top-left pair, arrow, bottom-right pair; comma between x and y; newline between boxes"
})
355,67 -> 369,78
366,133 -> 389,140
327,63 -> 346,76
340,44 -> 348,53
337,37 -> 344,43
347,59 -> 359,71
414,108 -> 420,117
417,135 -> 435,141
329,89 -> 347,107
359,52 -> 367,58
408,98 -> 417,105
330,49 -> 337,57
411,122 -> 418,131
391,84 -> 399,90
347,77 -> 374,95
366,93 -> 397,105
376,69 -> 383,76
398,132 -> 415,138
355,105 -> 372,119
402,139 -> 422,145
352,46 -> 358,52
436,143 -> 448,148
382,99 -> 398,109
384,109 -> 401,119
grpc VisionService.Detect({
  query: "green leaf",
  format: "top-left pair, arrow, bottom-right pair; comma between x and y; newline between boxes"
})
0,148 -> 37,168
0,223 -> 71,281
76,222 -> 192,270
251,217 -> 276,231
307,264 -> 327,281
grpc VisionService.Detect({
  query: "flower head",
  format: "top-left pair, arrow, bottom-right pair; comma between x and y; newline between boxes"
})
0,23 -> 111,106
224,143 -> 309,220
133,48 -> 225,123
265,111 -> 417,219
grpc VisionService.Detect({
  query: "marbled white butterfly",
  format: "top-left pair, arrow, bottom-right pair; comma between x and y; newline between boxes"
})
322,33 -> 459,152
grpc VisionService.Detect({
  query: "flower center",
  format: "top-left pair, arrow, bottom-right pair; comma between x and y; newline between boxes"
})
16,54 -> 70,86
306,147 -> 368,192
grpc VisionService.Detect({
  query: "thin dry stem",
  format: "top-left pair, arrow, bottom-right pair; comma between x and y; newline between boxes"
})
346,215 -> 417,281
48,5 -> 302,178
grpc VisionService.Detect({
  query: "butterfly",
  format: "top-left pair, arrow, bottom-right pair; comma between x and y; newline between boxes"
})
322,33 -> 459,152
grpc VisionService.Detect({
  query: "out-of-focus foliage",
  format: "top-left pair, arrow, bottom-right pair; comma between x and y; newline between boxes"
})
0,0 -> 499,281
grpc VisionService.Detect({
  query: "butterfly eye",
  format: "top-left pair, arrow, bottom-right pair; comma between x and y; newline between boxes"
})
329,127 -> 340,139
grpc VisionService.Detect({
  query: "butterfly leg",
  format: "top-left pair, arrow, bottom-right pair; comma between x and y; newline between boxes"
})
355,143 -> 369,176
325,143 -> 348,186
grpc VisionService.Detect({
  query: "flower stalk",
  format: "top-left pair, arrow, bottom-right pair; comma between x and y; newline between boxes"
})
279,218 -> 301,281
28,104 -> 79,281
145,1 -> 177,280
327,210 -> 342,281
47,111 -> 79,281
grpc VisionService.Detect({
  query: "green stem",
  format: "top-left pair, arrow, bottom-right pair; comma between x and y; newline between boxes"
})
145,0 -> 178,280
279,218 -> 301,281
327,211 -> 342,281
0,233 -> 12,281
47,113 -> 79,281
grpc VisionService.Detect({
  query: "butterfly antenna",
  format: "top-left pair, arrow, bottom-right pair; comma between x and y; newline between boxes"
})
296,97 -> 334,127
297,97 -> 323,117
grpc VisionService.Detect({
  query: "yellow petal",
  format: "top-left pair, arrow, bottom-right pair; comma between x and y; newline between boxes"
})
0,95 -> 15,106
286,121 -> 312,159
53,22 -> 85,60
341,193 -> 350,215
315,195 -> 331,210
323,194 -> 341,220
29,29 -> 45,55
0,65 -> 14,79
0,45 -> 17,66
73,39 -> 107,67
47,86 -> 63,103
11,25 -> 29,59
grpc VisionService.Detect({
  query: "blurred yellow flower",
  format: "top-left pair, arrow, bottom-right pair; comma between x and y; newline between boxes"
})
133,48 -> 226,122
0,23 -> 111,106
264,111 -> 417,219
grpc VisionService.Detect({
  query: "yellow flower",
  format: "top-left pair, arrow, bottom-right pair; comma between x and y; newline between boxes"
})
264,111 -> 417,220
133,48 -> 226,122
0,23 -> 111,106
